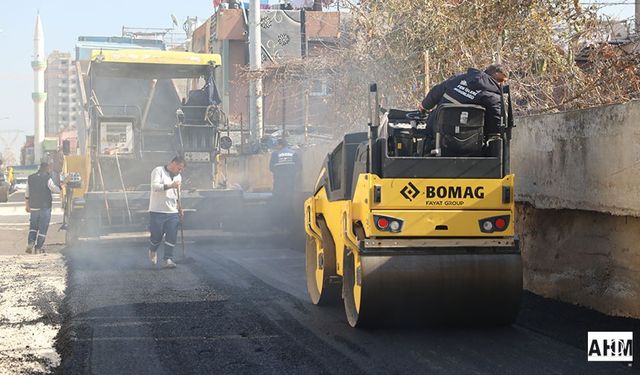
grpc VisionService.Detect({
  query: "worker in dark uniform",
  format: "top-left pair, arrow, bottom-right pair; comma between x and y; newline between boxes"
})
25,161 -> 67,253
420,64 -> 508,137
269,139 -> 298,229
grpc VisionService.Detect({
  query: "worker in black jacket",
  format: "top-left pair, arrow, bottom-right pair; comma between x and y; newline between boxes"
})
420,64 -> 508,136
25,161 -> 67,253
269,139 -> 299,230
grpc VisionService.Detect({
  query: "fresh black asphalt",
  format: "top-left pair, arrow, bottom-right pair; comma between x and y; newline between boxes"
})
55,239 -> 639,374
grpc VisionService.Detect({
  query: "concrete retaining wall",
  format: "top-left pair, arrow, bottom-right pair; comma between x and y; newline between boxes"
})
512,100 -> 640,217
513,101 -> 640,318
517,203 -> 640,318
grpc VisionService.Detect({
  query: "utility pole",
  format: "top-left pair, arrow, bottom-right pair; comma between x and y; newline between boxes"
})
424,50 -> 430,95
249,0 -> 264,145
636,0 -> 639,35
181,16 -> 198,95
303,89 -> 309,144
281,84 -> 286,137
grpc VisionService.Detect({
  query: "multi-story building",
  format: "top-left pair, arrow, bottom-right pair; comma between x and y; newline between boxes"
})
44,51 -> 83,137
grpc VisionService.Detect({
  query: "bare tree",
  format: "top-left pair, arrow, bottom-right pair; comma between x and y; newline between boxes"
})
247,0 -> 640,135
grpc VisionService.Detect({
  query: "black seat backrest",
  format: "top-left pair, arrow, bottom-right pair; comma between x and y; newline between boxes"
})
182,89 -> 209,124
434,104 -> 485,157
186,89 -> 209,107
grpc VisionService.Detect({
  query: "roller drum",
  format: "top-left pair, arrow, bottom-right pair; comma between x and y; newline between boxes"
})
352,251 -> 522,326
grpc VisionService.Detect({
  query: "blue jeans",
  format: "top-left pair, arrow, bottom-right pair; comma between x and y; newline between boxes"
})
28,208 -> 52,250
149,212 -> 179,260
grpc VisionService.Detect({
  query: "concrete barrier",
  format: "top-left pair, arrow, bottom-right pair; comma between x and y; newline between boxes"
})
517,203 -> 640,318
512,100 -> 640,217
513,101 -> 640,318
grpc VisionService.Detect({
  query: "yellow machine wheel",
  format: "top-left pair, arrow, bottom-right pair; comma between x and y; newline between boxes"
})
305,218 -> 341,305
343,248 -> 367,327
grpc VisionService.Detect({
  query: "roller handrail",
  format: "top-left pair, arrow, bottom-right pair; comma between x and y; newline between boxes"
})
305,200 -> 323,243
342,207 -> 360,254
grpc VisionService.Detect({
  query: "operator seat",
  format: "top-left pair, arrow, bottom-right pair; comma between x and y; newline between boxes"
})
431,104 -> 485,157
181,89 -> 209,124
385,109 -> 430,157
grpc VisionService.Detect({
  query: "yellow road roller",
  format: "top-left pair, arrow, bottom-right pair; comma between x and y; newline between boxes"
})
304,84 -> 521,327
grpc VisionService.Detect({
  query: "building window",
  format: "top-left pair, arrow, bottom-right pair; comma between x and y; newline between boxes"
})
310,79 -> 332,97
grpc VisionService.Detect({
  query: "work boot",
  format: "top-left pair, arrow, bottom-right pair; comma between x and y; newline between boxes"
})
25,245 -> 33,254
163,258 -> 176,269
148,249 -> 158,265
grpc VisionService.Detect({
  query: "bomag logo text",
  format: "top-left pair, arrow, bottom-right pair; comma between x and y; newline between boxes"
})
426,186 -> 485,199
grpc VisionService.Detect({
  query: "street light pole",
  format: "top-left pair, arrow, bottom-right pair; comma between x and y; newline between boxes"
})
636,0 -> 639,34
249,0 -> 264,146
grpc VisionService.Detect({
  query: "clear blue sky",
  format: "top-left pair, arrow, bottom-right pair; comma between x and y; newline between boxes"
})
0,1 -> 635,162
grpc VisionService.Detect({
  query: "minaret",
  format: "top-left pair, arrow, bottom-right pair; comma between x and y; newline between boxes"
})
32,12 -> 46,163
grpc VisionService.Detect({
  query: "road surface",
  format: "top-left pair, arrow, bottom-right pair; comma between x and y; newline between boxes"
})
55,236 -> 639,374
0,193 -> 66,373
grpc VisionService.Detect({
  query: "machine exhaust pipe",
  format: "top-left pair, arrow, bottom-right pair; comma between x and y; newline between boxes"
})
368,83 -> 379,173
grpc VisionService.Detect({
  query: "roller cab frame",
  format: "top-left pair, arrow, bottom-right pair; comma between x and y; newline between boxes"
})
304,84 -> 522,327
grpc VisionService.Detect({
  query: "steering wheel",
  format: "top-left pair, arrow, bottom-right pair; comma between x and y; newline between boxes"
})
405,111 -> 427,121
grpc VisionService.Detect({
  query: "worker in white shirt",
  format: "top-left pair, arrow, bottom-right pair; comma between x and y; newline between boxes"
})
148,156 -> 185,268
25,161 -> 67,253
